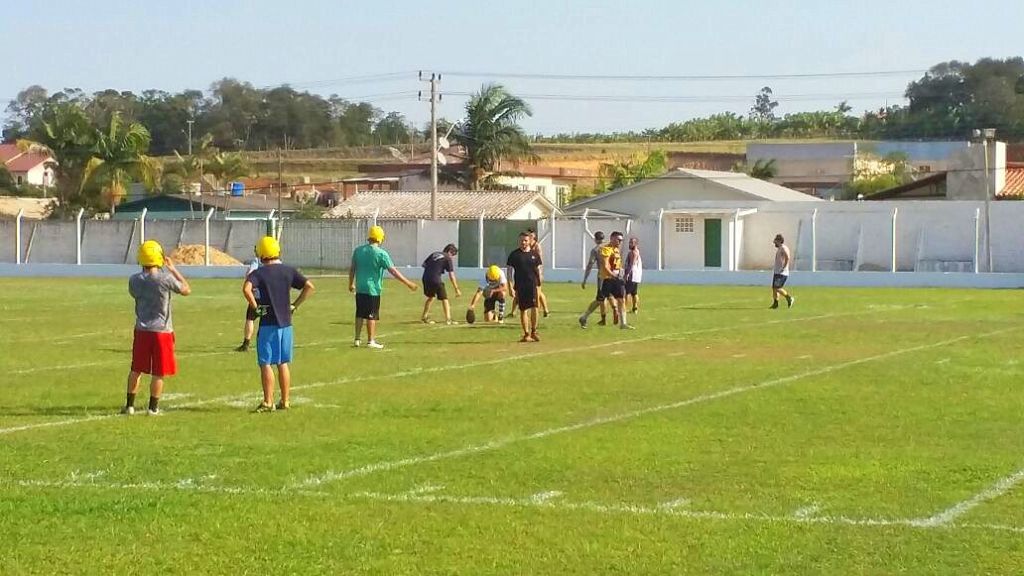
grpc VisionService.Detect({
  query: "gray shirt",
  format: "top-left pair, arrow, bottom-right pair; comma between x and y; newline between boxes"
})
129,270 -> 184,332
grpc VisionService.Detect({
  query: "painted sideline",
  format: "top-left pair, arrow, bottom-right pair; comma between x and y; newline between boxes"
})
296,326 -> 1016,488
0,309 -> 880,436
911,466 -> 1024,527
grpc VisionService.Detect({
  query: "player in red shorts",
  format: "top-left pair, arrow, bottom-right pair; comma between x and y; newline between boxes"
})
122,240 -> 191,415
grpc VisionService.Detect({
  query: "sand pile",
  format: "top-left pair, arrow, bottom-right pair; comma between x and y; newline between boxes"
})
168,244 -> 242,266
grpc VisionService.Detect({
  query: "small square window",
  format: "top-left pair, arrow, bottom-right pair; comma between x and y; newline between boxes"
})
675,216 -> 694,233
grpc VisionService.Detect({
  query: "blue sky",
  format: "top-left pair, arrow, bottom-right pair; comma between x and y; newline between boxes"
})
3,0 -> 1022,134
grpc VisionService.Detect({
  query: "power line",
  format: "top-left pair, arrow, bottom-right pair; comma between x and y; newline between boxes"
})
440,69 -> 927,82
443,91 -> 906,104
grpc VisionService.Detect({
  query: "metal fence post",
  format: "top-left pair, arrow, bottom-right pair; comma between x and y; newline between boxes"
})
891,207 -> 898,273
478,211 -> 485,268
657,209 -> 665,270
75,208 -> 85,265
15,209 -> 23,265
139,208 -> 148,244
974,207 -> 981,274
811,208 -> 818,273
204,208 -> 215,266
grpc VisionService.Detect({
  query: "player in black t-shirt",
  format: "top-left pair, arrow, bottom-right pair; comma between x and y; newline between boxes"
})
506,232 -> 542,343
420,243 -> 462,325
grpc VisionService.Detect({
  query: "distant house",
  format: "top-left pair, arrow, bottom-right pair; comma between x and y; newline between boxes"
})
321,190 -> 558,220
868,141 -> 1018,201
747,141 -> 970,198
113,193 -> 300,220
338,162 -> 597,207
0,143 -> 57,188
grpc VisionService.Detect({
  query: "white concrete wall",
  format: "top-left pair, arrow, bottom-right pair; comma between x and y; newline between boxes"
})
416,220 -> 461,266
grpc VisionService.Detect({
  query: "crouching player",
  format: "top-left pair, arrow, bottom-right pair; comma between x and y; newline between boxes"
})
467,265 -> 509,324
243,236 -> 315,412
123,240 -> 191,416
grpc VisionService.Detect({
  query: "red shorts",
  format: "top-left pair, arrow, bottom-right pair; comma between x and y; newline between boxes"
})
131,330 -> 177,376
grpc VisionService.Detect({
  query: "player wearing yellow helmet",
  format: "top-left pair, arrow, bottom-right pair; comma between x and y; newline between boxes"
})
467,264 -> 508,324
123,240 -> 191,416
243,236 -> 315,412
349,225 -> 418,349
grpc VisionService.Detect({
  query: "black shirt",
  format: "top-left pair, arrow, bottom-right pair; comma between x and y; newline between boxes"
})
248,262 -> 308,327
506,248 -> 541,287
422,251 -> 454,283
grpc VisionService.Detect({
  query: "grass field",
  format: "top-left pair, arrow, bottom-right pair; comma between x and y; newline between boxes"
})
1,277 -> 1023,574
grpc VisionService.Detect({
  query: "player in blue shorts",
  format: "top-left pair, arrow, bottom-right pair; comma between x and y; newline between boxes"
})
243,236 -> 315,412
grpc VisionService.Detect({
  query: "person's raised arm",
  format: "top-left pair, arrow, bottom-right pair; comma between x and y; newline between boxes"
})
165,258 -> 191,296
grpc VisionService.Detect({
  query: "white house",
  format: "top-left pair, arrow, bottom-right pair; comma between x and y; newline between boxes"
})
322,190 -> 558,220
0,144 -> 56,188
561,168 -> 821,270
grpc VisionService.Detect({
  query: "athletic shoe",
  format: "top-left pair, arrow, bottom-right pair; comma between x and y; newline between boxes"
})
770,301 -> 779,309
120,406 -> 135,416
786,295 -> 795,308
620,324 -> 636,330
235,342 -> 249,352
275,401 -> 290,411
421,318 -> 435,325
597,318 -> 606,326
147,409 -> 162,416
253,402 -> 275,413
530,331 -> 540,342
366,341 -> 385,349
497,319 -> 505,325
578,316 -> 588,329
519,334 -> 534,343
352,340 -> 361,348
446,320 -> 459,326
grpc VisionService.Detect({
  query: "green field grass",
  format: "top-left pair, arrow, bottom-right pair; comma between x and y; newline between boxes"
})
1,278 -> 1023,574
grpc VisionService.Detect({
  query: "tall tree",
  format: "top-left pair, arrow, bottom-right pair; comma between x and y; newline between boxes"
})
81,113 -> 159,209
453,83 -> 537,190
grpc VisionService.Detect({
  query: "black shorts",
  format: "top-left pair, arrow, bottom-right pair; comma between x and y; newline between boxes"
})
516,285 -> 537,310
423,280 -> 448,300
355,293 -> 381,320
246,306 -> 259,321
625,281 -> 639,296
600,278 -> 626,300
772,274 -> 789,289
484,294 -> 505,313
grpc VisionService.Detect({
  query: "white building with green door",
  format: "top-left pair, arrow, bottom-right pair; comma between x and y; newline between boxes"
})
561,169 -> 822,270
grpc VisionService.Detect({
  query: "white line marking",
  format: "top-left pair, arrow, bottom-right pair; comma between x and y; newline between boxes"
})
347,490 -> 1024,534
8,476 -> 1022,535
793,504 -> 821,519
296,327 -> 1016,489
935,358 -> 951,365
911,466 -> 1024,527
530,491 -> 564,503
797,355 -> 813,360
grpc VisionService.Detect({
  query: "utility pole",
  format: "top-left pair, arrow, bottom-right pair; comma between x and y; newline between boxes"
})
420,71 -> 440,220
277,148 -> 284,217
186,119 -> 194,156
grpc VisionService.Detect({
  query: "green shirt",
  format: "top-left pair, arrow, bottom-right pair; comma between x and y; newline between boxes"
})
352,243 -> 394,296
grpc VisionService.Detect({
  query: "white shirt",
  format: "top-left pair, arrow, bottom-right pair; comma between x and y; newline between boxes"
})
479,269 -> 508,291
624,248 -> 643,283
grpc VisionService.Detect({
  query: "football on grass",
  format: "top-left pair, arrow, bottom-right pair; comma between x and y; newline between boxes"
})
466,309 -> 476,324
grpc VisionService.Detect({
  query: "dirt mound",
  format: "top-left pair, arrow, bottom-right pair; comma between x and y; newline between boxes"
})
167,244 -> 242,266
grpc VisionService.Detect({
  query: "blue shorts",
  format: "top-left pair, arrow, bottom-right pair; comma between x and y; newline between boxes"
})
256,325 -> 294,366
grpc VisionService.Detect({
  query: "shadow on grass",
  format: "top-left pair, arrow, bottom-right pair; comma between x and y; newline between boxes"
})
3,406 -> 113,417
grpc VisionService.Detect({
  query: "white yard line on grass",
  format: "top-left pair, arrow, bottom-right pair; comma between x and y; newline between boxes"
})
0,309 -> 887,436
911,466 -> 1024,527
7,474 -> 1023,535
346,489 -> 1024,534
295,326 -> 1016,489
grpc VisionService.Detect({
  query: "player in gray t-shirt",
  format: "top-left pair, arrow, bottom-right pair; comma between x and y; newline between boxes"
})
123,240 -> 191,416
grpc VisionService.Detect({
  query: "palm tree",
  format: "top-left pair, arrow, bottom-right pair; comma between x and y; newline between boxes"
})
81,113 -> 159,210
18,102 -> 96,204
453,83 -> 537,190
204,151 -> 250,191
747,158 -> 779,180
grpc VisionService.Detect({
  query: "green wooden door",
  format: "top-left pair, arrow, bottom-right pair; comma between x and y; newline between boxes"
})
704,218 -> 722,268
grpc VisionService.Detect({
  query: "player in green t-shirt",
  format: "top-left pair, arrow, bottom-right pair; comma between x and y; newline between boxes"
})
348,225 -> 418,349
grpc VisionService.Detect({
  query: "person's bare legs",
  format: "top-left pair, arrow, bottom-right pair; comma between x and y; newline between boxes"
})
421,297 -> 434,322
528,307 -> 539,339
441,299 -> 452,323
260,364 -> 275,405
354,318 -> 364,342
367,319 -> 378,343
277,363 -> 291,407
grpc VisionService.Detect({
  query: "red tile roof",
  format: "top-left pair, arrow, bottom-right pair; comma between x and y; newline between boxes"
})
998,163 -> 1024,199
5,152 -> 53,173
0,143 -> 22,164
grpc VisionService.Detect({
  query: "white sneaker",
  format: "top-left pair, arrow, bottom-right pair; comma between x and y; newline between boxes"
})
147,408 -> 162,416
120,406 -> 134,416
366,341 -> 385,349
620,324 -> 636,330
352,340 -> 361,348
446,320 -> 459,326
